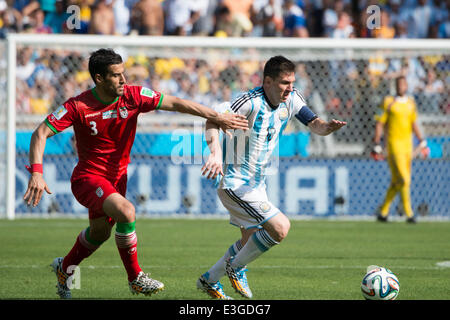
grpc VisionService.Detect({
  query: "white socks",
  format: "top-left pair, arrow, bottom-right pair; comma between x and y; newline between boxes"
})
204,240 -> 243,283
205,228 -> 279,283
231,229 -> 278,268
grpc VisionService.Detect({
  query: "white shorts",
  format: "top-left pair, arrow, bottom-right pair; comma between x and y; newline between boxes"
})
217,184 -> 280,230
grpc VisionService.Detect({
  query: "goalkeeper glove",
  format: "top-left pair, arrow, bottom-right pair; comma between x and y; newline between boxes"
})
419,140 -> 427,148
370,144 -> 384,161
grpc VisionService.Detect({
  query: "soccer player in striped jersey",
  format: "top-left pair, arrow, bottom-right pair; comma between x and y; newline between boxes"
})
22,48 -> 248,299
197,56 -> 346,299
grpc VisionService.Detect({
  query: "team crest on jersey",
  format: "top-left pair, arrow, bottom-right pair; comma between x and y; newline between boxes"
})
279,106 -> 289,120
119,106 -> 128,119
140,87 -> 155,98
95,187 -> 104,198
259,202 -> 271,213
52,105 -> 67,120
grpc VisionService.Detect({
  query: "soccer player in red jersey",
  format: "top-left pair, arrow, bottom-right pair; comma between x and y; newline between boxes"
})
22,48 -> 248,299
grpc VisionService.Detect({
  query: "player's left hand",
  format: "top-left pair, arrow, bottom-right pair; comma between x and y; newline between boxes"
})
201,152 -> 223,180
326,119 -> 347,133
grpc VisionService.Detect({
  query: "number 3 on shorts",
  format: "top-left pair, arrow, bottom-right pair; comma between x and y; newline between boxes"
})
89,121 -> 98,135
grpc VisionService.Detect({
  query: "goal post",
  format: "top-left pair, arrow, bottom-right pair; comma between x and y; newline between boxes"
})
2,34 -> 450,220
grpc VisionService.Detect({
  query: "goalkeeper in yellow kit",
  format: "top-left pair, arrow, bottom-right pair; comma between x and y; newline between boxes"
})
372,76 -> 427,223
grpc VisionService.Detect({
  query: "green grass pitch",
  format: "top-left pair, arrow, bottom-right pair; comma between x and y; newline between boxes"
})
0,218 -> 449,300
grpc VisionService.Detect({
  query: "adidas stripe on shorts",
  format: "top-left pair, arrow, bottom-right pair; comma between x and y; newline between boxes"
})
217,184 -> 280,230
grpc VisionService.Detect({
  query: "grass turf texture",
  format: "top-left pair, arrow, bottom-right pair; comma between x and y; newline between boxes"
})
0,218 -> 449,300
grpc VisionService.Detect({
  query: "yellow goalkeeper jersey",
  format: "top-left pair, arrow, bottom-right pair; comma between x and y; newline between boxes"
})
375,95 -> 417,154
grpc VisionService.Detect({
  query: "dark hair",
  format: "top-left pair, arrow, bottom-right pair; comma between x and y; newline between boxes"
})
263,56 -> 295,80
88,48 -> 123,83
396,75 -> 406,83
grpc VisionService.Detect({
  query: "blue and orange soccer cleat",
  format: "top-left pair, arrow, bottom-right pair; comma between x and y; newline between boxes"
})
225,257 -> 253,298
197,273 -> 232,300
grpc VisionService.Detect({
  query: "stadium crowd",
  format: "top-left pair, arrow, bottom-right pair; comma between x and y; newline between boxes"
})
1,0 -> 449,121
1,0 -> 449,39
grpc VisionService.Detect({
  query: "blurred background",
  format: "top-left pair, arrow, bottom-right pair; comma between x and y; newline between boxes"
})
0,0 -> 449,219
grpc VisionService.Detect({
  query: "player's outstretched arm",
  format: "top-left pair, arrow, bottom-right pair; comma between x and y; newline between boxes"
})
202,120 -> 223,180
159,95 -> 248,131
308,118 -> 347,136
23,121 -> 54,207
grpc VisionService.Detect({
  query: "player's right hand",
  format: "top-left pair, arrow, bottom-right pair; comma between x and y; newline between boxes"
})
23,173 -> 52,207
217,113 -> 248,136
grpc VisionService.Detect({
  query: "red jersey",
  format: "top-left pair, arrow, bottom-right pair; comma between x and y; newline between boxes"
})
45,85 -> 163,181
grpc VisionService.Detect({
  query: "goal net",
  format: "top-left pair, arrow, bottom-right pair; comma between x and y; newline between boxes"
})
1,35 -> 449,219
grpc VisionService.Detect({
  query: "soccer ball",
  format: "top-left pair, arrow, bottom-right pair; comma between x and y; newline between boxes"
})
361,265 -> 400,300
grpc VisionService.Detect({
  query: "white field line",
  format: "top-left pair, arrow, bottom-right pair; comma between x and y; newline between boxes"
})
1,264 -> 449,270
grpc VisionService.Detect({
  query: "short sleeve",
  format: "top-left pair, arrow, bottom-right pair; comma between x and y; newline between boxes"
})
374,97 -> 390,124
291,88 -> 308,115
292,88 -> 317,126
228,93 -> 253,118
212,101 -> 232,114
129,86 -> 164,113
45,99 -> 77,134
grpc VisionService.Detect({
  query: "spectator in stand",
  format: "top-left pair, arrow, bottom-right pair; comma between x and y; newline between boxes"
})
437,0 -> 450,38
283,0 -> 309,37
373,10 -> 395,38
163,0 -> 197,36
331,11 -> 354,38
47,52 -> 68,87
394,21 -> 409,38
131,0 -> 164,35
29,77 -> 55,114
89,0 -> 115,35
252,0 -> 284,37
39,0 -> 58,14
438,16 -> 450,38
407,0 -> 433,38
112,0 -> 131,35
419,68 -> 445,113
386,0 -> 409,30
30,8 -> 52,33
222,0 -> 254,37
0,2 -> 23,38
16,79 -> 32,114
44,0 -> 69,33
72,0 -> 93,25
294,63 -> 312,99
386,57 -> 426,96
322,0 -> 343,37
13,0 -> 34,13
190,0 -> 217,36
212,4 -> 233,37
430,0 -> 448,27
16,47 -> 36,85
15,0 -> 40,19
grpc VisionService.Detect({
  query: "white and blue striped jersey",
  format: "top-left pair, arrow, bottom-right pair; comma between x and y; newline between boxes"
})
214,86 -> 316,190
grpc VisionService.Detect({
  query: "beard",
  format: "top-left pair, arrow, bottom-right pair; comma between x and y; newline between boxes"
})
107,84 -> 124,97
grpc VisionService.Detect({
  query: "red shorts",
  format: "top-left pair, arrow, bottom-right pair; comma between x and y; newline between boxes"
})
71,174 -> 127,222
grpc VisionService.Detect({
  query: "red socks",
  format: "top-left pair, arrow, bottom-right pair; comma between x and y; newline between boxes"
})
62,221 -> 142,282
115,221 -> 142,282
62,227 -> 102,274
